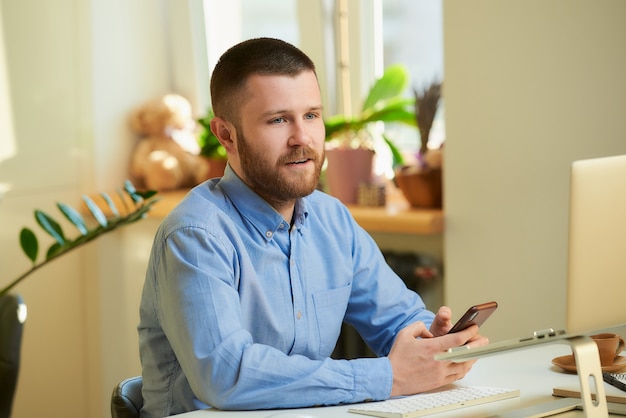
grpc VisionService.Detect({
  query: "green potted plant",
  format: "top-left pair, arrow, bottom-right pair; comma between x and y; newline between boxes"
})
197,109 -> 228,178
0,180 -> 158,415
0,180 -> 159,297
323,64 -> 417,205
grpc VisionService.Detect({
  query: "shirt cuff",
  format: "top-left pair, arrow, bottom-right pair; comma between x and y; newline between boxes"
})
349,356 -> 393,402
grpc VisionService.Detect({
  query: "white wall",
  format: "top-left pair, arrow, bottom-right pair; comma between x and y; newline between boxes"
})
443,0 -> 626,340
0,0 -> 176,416
0,1 -> 92,416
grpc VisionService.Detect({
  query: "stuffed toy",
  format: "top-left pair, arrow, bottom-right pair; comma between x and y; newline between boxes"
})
129,94 -> 209,191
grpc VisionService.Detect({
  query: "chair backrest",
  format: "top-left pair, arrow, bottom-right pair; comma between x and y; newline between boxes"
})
0,293 -> 27,418
111,376 -> 143,418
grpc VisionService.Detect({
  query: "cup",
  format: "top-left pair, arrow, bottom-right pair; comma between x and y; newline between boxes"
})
590,333 -> 625,366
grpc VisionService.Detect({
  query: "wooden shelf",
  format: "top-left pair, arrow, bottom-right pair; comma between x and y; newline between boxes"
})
347,204 -> 443,235
147,189 -> 443,235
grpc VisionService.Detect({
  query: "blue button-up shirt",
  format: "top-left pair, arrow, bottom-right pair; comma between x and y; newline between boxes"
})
138,165 -> 434,417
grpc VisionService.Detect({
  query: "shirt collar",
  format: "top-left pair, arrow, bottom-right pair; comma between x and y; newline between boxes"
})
218,164 -> 309,240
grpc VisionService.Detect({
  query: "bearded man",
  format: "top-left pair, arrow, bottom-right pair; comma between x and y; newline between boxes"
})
138,37 -> 487,418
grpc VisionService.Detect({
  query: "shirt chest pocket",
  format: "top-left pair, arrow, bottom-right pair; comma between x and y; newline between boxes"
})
312,284 -> 352,357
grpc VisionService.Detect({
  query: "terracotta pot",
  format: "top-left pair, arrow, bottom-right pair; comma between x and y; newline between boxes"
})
395,166 -> 442,208
202,157 -> 227,179
325,147 -> 375,205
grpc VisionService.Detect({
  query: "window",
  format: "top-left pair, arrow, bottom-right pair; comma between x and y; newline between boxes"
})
241,0 -> 299,44
197,0 -> 445,159
200,0 -> 303,112
382,0 -> 445,158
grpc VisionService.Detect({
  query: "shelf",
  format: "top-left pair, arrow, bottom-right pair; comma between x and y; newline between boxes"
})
347,204 -> 443,235
146,189 -> 443,235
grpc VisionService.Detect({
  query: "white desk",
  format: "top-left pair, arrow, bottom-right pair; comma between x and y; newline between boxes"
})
174,336 -> 626,418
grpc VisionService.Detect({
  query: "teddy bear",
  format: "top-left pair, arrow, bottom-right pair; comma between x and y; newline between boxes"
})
129,94 -> 210,191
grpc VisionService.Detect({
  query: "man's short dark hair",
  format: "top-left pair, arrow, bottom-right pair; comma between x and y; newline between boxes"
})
210,38 -> 317,123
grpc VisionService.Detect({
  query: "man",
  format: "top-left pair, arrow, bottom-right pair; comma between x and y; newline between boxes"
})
138,37 -> 488,418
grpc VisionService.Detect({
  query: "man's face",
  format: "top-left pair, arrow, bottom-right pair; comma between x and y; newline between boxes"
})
230,71 -> 326,203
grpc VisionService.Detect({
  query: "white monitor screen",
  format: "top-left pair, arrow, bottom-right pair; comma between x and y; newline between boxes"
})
567,154 -> 626,335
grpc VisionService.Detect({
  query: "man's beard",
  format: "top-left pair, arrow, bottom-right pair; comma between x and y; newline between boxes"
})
237,131 -> 324,203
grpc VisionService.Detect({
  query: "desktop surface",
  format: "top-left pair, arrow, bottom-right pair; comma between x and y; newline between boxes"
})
174,326 -> 626,417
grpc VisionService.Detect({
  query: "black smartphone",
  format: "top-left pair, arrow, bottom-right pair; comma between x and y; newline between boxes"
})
447,301 -> 498,334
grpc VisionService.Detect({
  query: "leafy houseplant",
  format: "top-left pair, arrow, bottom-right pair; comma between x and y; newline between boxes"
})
0,180 -> 158,417
197,109 -> 227,161
323,64 -> 417,204
197,109 -> 228,178
324,64 -> 417,167
0,180 -> 159,297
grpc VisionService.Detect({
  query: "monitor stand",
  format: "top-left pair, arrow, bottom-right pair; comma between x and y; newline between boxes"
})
569,336 -> 608,417
494,335 -> 607,418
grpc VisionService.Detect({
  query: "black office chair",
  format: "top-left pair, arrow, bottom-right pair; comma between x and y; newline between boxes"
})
111,376 -> 143,418
0,293 -> 27,418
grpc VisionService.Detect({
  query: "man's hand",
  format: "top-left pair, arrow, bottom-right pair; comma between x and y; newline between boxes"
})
387,319 -> 489,397
429,306 -> 453,336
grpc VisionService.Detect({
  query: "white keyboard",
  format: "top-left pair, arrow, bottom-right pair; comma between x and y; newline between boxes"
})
349,386 -> 520,418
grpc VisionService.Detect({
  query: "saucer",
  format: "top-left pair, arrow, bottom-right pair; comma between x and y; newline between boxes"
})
552,354 -> 626,373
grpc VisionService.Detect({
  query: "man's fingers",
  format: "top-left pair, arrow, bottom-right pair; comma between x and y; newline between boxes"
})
401,321 -> 433,339
436,306 -> 452,323
430,306 -> 453,336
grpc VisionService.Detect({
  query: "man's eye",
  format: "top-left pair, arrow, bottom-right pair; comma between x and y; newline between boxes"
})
305,113 -> 318,120
270,117 -> 286,124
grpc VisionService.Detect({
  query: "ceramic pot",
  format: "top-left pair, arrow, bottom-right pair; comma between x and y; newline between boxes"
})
202,157 -> 227,180
325,147 -> 375,205
395,166 -> 442,208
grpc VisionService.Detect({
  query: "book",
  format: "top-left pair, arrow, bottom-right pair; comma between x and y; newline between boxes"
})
553,379 -> 626,405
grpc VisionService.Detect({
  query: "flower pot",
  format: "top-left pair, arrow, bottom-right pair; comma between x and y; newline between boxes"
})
202,157 -> 227,180
395,166 -> 442,208
325,147 -> 375,205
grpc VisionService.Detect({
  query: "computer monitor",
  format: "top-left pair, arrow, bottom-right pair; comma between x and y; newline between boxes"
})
566,154 -> 626,335
437,154 -> 626,361
435,155 -> 626,416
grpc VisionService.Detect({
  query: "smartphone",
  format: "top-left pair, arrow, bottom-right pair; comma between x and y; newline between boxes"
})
447,301 -> 498,334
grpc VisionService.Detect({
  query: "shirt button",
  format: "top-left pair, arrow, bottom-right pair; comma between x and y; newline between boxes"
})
297,311 -> 302,320
265,230 -> 273,238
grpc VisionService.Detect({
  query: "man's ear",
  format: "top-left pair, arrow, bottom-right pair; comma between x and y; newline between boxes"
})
210,117 -> 236,153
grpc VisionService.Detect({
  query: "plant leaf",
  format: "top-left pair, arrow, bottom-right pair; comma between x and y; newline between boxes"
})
197,108 -> 227,159
135,189 -> 158,200
1,181 -> 160,298
124,180 -> 142,205
124,179 -> 137,195
363,107 -> 417,126
324,115 -> 360,140
46,242 -> 63,260
362,64 -> 410,112
383,134 -> 405,168
116,187 -> 130,213
82,195 -> 108,227
57,203 -> 89,235
100,192 -> 120,218
19,228 -> 38,263
35,210 -> 67,245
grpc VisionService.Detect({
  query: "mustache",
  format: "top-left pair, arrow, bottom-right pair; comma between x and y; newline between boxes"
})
277,147 -> 321,164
